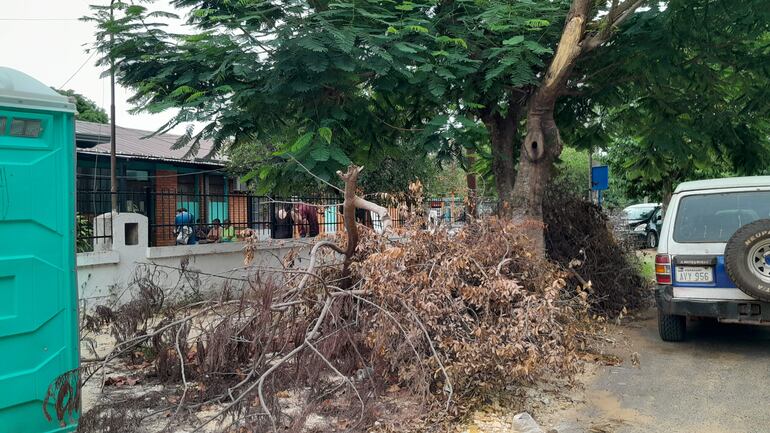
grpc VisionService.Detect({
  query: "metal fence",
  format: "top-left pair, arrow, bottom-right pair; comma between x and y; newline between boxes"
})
76,190 -> 148,252
152,190 -> 351,246
76,189 -> 414,249
424,196 -> 499,224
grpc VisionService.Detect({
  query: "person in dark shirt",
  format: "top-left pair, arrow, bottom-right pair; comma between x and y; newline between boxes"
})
195,218 -> 210,242
271,203 -> 294,239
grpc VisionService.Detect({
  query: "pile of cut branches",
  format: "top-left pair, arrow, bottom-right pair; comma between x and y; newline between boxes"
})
75,167 -> 648,433
355,218 -> 587,413
544,188 -> 651,316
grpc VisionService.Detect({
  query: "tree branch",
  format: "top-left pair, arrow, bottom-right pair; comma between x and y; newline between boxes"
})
538,0 -> 593,103
353,197 -> 392,233
582,0 -> 647,53
337,165 -> 363,261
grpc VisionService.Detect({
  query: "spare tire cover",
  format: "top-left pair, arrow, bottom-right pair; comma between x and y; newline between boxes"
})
724,219 -> 770,302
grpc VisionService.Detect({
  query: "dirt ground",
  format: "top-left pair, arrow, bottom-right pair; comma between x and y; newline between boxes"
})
88,307 -> 770,433
538,309 -> 770,433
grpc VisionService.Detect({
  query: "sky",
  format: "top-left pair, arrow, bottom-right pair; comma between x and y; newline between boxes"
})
0,0 -> 191,134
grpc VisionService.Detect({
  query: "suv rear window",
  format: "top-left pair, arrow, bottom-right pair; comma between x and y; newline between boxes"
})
673,191 -> 770,243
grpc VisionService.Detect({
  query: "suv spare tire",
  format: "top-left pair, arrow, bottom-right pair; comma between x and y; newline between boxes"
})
725,219 -> 770,302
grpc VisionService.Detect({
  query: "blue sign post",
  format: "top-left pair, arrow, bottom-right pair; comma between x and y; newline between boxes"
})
591,165 -> 609,207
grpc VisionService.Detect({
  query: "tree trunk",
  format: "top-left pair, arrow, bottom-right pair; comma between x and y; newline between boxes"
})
482,110 -> 519,216
510,0 -> 592,253
511,112 -> 562,252
335,165 -> 392,287
465,148 -> 478,219
661,176 -> 676,211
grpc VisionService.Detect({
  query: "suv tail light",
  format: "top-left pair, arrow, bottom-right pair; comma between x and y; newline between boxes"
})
655,254 -> 672,284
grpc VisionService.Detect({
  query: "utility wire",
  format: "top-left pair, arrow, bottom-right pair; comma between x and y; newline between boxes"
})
0,18 -> 81,21
60,50 -> 99,89
76,167 -> 227,179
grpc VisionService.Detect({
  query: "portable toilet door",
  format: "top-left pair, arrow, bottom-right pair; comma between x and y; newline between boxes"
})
0,67 -> 79,432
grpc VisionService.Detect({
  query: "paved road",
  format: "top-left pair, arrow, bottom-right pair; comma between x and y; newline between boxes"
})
547,310 -> 770,433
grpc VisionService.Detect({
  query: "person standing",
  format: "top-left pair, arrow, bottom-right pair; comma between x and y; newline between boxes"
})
296,203 -> 320,237
271,203 -> 294,239
175,208 -> 197,245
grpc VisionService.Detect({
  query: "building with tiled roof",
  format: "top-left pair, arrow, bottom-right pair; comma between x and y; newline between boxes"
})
75,121 -> 246,246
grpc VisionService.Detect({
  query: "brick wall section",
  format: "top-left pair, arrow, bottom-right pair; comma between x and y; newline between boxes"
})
154,170 -> 178,246
228,193 -> 249,235
318,210 -> 327,235
198,175 -> 207,223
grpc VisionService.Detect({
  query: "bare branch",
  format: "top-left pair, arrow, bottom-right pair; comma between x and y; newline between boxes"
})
582,0 -> 647,53
306,341 -> 365,423
398,299 -> 453,411
540,0 -> 593,97
353,196 -> 392,233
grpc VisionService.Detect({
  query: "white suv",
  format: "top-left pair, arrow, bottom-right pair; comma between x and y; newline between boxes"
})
656,176 -> 770,341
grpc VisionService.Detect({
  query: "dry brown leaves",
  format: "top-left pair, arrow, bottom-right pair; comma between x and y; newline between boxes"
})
81,192 -> 649,432
352,218 -> 590,415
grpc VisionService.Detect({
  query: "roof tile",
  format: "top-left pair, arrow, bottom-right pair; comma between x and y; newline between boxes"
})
75,120 -> 225,165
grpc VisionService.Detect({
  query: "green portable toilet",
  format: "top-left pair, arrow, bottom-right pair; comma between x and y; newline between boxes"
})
0,67 -> 79,431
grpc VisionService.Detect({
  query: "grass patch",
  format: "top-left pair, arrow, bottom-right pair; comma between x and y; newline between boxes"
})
639,252 -> 655,282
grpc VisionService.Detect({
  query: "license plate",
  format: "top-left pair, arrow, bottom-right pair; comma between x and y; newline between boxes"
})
675,266 -> 714,283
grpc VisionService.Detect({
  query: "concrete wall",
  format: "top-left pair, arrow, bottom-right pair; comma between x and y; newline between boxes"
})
77,212 -> 321,311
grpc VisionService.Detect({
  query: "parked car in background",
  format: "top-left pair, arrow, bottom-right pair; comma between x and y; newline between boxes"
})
655,176 -> 770,341
644,206 -> 665,248
620,203 -> 662,248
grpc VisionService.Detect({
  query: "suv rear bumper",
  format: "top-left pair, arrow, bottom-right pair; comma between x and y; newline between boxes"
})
656,285 -> 770,322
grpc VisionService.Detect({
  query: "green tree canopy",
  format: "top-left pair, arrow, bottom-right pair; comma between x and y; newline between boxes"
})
572,1 -> 770,203
55,88 -> 109,123
84,0 -> 570,190
87,0 -> 770,250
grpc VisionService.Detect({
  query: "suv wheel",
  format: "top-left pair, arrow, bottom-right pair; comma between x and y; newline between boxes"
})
725,219 -> 770,302
646,231 -> 658,249
658,312 -> 686,341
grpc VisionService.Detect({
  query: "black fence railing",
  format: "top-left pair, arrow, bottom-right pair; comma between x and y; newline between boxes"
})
151,190 -> 363,246
76,189 -> 417,248
75,189 -> 500,250
76,190 -> 149,252
424,196 -> 499,224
